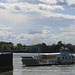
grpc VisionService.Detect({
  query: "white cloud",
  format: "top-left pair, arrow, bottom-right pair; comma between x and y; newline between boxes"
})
0,24 -> 15,40
67,0 -> 75,5
12,29 -> 75,45
0,30 -> 16,40
56,0 -> 75,9
40,0 -> 57,4
1,2 -> 75,20
0,2 -> 64,12
4,3 -> 75,20
39,10 -> 75,19
0,27 -> 12,30
60,24 -> 75,31
38,4 -> 64,10
0,9 -> 29,26
6,0 -> 18,3
0,0 -> 75,45
0,24 -> 75,45
15,30 -> 52,45
0,24 -> 12,30
28,28 -> 42,34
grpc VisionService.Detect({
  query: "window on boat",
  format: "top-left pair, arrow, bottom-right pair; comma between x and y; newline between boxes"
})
65,57 -> 67,59
58,57 -> 60,59
69,56 -> 70,59
42,55 -> 48,58
72,56 -> 74,58
62,57 -> 64,59
43,60 -> 47,63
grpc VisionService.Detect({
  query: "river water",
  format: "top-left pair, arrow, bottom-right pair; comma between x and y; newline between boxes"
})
0,53 -> 75,75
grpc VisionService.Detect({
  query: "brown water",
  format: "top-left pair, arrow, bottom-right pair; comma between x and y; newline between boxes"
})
0,53 -> 75,75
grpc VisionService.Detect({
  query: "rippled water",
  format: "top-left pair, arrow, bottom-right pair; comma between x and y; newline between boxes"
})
0,53 -> 75,75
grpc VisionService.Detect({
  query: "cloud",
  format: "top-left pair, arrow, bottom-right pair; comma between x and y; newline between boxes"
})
56,0 -> 75,9
69,4 -> 75,8
39,10 -> 75,19
0,2 -> 64,12
56,0 -> 68,6
14,6 -> 21,10
0,23 -> 75,45
0,9 -> 29,25
0,27 -> 12,30
54,32 -> 75,44
0,24 -> 12,30
15,30 -> 52,45
0,0 -> 75,45
40,0 -> 57,4
18,0 -> 42,4
39,4 -> 64,10
6,0 -> 41,4
12,29 -> 75,45
1,0 -> 75,9
33,17 -> 74,29
67,0 -> 75,5
6,0 -> 18,3
1,2 -> 75,20
0,2 -> 6,9
28,28 -> 42,34
0,24 -> 15,41
0,30 -> 16,40
60,23 -> 75,32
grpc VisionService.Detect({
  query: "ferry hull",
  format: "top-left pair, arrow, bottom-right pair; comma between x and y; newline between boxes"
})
22,58 -> 74,66
22,58 -> 39,66
57,61 -> 74,65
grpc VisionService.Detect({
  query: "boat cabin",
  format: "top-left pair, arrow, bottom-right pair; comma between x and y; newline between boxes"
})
56,47 -> 74,64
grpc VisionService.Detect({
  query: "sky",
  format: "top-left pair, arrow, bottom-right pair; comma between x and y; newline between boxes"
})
0,0 -> 75,45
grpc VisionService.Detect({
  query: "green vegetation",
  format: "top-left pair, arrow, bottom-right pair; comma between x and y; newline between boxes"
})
0,41 -> 75,53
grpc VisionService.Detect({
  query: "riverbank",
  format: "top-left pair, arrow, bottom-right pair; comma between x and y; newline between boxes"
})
0,50 -> 61,53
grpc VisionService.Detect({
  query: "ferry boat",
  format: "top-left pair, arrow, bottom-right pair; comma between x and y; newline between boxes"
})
21,47 -> 75,66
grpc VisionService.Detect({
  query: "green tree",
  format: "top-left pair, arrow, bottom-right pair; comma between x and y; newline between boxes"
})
41,43 -> 47,52
57,41 -> 65,49
66,43 -> 74,52
17,43 -> 22,50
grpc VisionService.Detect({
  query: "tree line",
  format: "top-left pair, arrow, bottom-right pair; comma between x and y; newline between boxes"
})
0,41 -> 75,53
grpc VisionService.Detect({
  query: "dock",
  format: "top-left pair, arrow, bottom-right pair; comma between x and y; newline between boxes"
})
0,52 -> 13,73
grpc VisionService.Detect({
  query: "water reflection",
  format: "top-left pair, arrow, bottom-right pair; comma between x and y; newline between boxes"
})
0,71 -> 13,75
